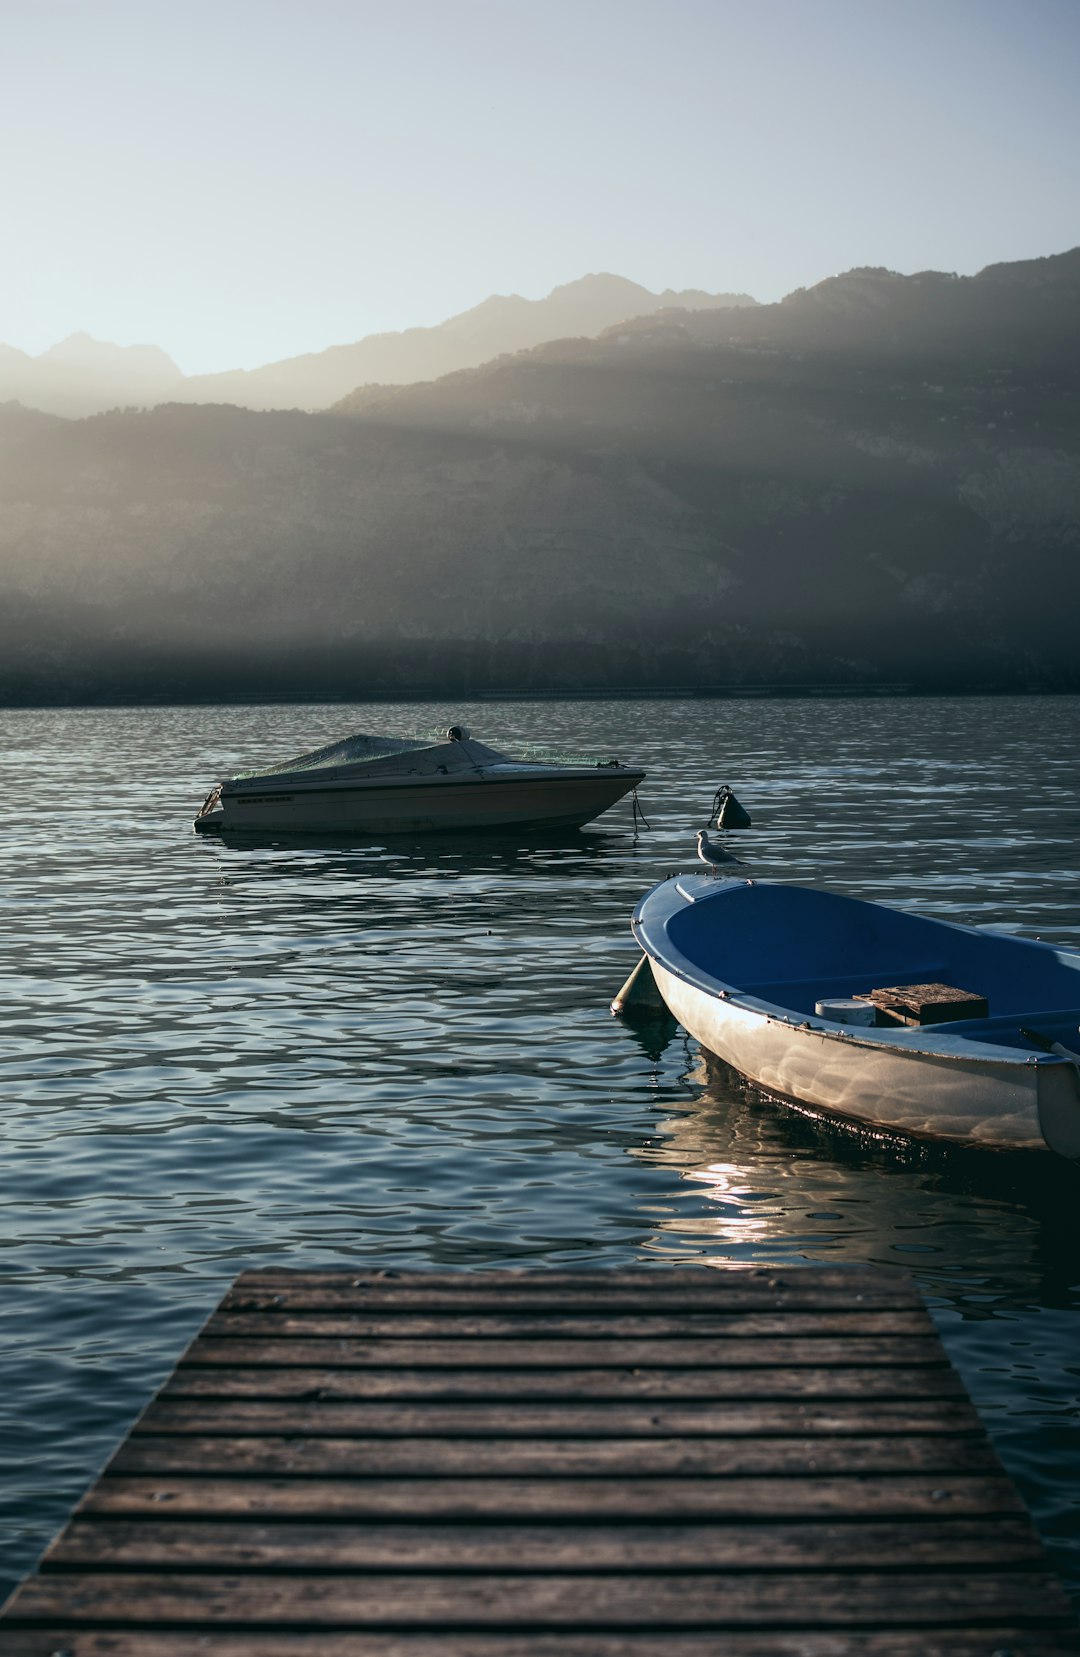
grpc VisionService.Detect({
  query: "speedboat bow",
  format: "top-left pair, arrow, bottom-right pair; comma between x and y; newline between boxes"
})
631,874 -> 1080,1155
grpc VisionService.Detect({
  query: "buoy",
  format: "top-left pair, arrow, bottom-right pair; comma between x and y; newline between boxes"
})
713,785 -> 752,830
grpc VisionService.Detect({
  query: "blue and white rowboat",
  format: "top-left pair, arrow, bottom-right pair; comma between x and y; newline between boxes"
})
631,875 -> 1080,1156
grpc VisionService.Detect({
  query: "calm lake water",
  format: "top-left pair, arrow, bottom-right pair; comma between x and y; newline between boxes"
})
2,694 -> 1080,1604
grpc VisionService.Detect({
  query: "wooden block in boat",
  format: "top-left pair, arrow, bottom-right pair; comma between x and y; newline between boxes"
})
853,984 -> 989,1026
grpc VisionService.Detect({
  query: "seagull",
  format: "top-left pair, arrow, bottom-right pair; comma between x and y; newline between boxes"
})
696,828 -> 746,869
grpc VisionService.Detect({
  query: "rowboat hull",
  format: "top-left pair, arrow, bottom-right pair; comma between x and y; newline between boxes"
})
632,876 -> 1080,1155
652,958 -> 1053,1148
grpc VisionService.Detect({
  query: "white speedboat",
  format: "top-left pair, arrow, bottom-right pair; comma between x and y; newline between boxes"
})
194,726 -> 644,836
630,874 -> 1080,1156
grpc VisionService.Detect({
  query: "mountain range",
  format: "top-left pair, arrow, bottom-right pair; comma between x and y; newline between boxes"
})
0,276 -> 758,418
0,249 -> 1076,702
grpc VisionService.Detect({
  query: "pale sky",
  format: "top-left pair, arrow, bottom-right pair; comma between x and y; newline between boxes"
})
3,0 -> 1078,373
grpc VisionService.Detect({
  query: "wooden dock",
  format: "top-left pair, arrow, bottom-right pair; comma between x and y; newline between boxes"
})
1,1265 -> 1077,1654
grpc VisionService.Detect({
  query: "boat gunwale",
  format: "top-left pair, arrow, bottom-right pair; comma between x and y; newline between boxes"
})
223,765 -> 646,796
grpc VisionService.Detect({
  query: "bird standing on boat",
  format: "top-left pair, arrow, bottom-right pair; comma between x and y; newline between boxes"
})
696,828 -> 745,869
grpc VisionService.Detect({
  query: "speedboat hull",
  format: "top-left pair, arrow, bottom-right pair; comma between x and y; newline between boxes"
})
632,875 -> 1080,1155
196,767 -> 644,834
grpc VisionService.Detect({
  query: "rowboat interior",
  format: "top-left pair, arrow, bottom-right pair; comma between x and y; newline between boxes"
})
653,878 -> 1080,1055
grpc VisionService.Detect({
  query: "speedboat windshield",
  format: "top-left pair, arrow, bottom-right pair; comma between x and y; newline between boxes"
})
231,726 -> 625,784
237,732 -> 436,779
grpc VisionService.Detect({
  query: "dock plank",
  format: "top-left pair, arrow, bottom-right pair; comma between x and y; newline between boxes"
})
78,1472 -> 1028,1519
6,1568 -> 1071,1626
135,1397 -> 984,1436
209,1310 -> 935,1337
162,1363 -> 969,1400
108,1431 -> 1001,1476
45,1517 -> 1047,1570
3,1637 -> 1079,1657
226,1266 -> 923,1306
183,1335 -> 951,1367
1,1266 -> 1075,1653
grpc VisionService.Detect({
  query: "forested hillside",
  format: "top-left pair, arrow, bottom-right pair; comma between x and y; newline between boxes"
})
1,252 -> 1076,702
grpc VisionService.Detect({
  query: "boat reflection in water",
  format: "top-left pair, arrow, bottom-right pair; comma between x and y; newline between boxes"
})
633,1047 -> 1080,1285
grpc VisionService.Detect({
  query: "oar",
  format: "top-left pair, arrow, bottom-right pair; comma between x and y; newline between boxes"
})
1021,1027 -> 1080,1064
611,954 -> 665,1016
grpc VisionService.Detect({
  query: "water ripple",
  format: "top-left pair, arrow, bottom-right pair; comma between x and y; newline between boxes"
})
1,695 -> 1079,1600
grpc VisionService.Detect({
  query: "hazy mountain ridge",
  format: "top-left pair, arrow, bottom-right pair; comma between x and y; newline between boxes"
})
332,248 -> 1080,423
0,250 -> 1076,702
0,334 -> 184,420
0,275 -> 758,418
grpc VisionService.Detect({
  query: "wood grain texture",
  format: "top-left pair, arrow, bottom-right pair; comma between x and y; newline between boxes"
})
5,1569 -> 1072,1627
207,1310 -> 934,1338
78,1472 -> 1028,1519
226,1266 -> 921,1306
183,1335 -> 950,1368
1,1265 -> 1074,1650
44,1517 -> 1047,1570
162,1364 -> 968,1400
135,1398 -> 983,1437
2,1634 -> 1078,1656
107,1431 -> 1001,1477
